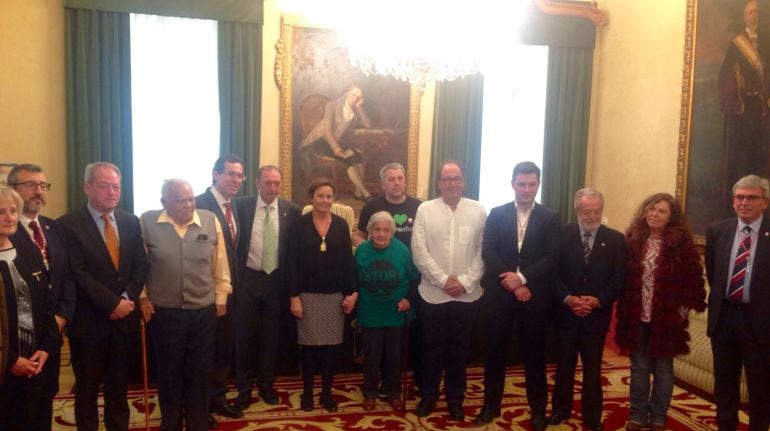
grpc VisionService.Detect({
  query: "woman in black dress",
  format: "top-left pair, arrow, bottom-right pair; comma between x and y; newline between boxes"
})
287,178 -> 358,412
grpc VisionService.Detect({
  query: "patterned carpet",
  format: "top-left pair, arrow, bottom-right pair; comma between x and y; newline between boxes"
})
52,362 -> 748,430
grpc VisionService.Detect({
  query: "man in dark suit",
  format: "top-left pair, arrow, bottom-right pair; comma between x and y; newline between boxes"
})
195,154 -> 245,424
706,174 -> 770,431
8,163 -> 75,431
233,165 -> 300,411
549,188 -> 626,431
476,161 -> 560,430
58,162 -> 148,431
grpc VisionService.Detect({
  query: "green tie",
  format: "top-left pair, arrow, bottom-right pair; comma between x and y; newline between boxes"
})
262,206 -> 277,274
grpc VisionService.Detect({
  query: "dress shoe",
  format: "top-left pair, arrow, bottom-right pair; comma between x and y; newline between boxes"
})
531,413 -> 547,431
363,398 -> 376,411
549,413 -> 570,425
234,391 -> 252,411
415,398 -> 436,417
300,394 -> 313,412
650,423 -> 665,431
321,395 -> 338,412
585,421 -> 604,431
388,398 -> 404,410
211,399 -> 243,419
475,407 -> 501,424
258,386 -> 279,405
626,421 -> 647,431
447,403 -> 465,421
208,414 -> 219,429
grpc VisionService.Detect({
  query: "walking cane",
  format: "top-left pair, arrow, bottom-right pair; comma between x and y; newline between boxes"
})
400,310 -> 410,411
140,319 -> 150,431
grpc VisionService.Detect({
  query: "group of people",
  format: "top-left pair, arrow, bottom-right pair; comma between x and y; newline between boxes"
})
0,157 -> 768,431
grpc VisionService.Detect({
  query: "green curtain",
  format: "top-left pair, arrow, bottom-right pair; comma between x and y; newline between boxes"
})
540,47 -> 594,224
218,21 -> 262,196
429,74 -> 484,200
65,8 -> 133,212
64,0 -> 263,23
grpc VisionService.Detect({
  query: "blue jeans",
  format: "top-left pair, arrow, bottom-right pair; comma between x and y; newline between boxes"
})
629,322 -> 674,426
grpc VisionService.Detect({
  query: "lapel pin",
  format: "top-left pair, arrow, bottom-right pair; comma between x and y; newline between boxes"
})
32,271 -> 42,281
601,242 -> 606,247
765,232 -> 769,237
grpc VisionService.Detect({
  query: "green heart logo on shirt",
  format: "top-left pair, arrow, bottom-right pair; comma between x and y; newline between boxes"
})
393,213 -> 408,226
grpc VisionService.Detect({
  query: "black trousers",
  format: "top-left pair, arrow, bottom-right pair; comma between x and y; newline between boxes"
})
300,345 -> 337,399
0,370 -> 45,430
210,293 -> 235,402
235,268 -> 281,394
362,326 -> 404,400
481,295 -> 548,415
551,312 -> 607,424
150,306 -> 216,431
70,329 -> 134,431
712,301 -> 770,431
419,299 -> 477,405
32,336 -> 62,431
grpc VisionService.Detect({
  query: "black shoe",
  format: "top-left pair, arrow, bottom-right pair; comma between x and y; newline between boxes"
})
415,398 -> 436,417
447,403 -> 465,421
211,399 -> 243,419
586,421 -> 604,431
549,413 -> 570,425
531,413 -> 547,431
300,394 -> 314,412
258,386 -> 279,405
475,407 -> 501,424
208,414 -> 219,429
234,391 -> 252,412
320,395 -> 338,412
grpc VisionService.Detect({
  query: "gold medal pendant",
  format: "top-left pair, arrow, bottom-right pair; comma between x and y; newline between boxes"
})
320,236 -> 327,252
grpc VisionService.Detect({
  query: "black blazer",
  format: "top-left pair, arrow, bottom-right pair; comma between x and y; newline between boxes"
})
196,189 -> 238,284
11,216 -> 76,323
481,202 -> 561,310
58,206 -> 148,337
233,195 -> 300,275
1,237 -> 59,370
554,223 -> 626,331
706,215 -> 770,343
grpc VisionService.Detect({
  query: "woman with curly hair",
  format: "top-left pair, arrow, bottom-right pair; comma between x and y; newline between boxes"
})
614,193 -> 707,431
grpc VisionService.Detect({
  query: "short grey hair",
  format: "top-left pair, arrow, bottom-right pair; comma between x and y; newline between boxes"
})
366,211 -> 396,235
84,162 -> 121,183
574,188 -> 604,209
0,188 -> 23,212
733,175 -> 770,199
161,179 -> 193,200
379,163 -> 405,181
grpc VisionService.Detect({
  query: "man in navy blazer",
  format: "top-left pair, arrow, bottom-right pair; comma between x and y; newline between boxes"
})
232,165 -> 300,410
476,162 -> 561,430
195,154 -> 245,423
549,188 -> 626,431
59,162 -> 147,431
8,163 -> 75,431
706,174 -> 770,431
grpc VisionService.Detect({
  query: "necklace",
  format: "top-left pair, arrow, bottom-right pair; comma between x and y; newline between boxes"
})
313,215 -> 332,252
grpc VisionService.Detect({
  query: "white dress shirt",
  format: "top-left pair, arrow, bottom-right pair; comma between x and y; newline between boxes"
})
209,186 -> 236,239
411,197 -> 486,304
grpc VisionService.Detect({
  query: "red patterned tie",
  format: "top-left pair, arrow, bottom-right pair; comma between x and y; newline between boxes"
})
223,202 -> 236,246
727,226 -> 752,302
28,220 -> 48,264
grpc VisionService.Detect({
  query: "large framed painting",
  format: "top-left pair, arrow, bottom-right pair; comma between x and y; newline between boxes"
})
275,15 -> 420,212
678,0 -> 770,240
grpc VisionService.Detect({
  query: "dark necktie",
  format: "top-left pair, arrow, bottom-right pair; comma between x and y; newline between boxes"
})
582,231 -> 592,263
223,202 -> 236,246
728,226 -> 752,302
262,206 -> 277,274
28,220 -> 48,264
102,214 -> 120,270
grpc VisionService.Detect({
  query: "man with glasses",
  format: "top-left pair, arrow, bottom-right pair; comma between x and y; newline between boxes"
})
411,161 -> 486,421
706,174 -> 770,431
59,162 -> 148,431
476,161 -> 560,429
195,155 -> 245,425
8,164 -> 75,431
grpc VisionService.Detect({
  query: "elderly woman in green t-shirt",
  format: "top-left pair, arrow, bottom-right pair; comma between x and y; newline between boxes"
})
355,211 -> 420,411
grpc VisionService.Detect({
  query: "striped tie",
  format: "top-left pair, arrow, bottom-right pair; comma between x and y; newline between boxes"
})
727,226 -> 752,302
582,231 -> 592,263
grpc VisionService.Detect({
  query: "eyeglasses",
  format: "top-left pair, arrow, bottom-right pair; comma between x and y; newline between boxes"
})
222,171 -> 245,181
439,176 -> 464,184
734,194 -> 763,202
94,183 -> 121,192
11,181 -> 52,191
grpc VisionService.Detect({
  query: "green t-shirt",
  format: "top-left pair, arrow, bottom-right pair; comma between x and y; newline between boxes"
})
355,238 -> 420,327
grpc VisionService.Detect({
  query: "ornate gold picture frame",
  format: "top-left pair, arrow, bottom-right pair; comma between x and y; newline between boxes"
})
677,0 -> 770,240
275,15 -> 420,211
